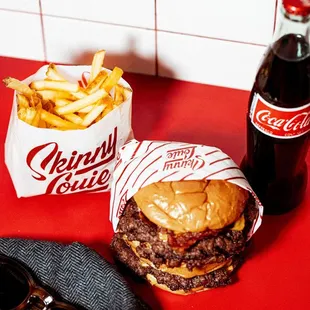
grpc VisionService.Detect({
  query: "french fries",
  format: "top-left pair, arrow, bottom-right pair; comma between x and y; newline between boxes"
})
37,90 -> 76,101
30,94 -> 42,108
78,105 -> 95,113
55,98 -> 72,107
32,106 -> 42,127
2,50 -> 131,131
30,80 -> 79,92
114,84 -> 125,106
102,105 -> 114,117
55,89 -> 107,115
46,64 -> 66,81
42,100 -> 54,113
17,94 -> 29,109
3,77 -> 34,97
41,110 -> 85,130
18,108 -> 37,125
101,67 -> 123,92
39,119 -> 47,128
89,50 -> 106,83
81,104 -> 106,127
62,113 -> 84,125
72,89 -> 88,99
102,96 -> 114,117
86,70 -> 108,94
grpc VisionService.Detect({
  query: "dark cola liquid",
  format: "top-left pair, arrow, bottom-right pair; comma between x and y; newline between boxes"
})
242,34 -> 310,214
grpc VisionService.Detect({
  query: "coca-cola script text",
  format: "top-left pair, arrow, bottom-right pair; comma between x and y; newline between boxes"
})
251,94 -> 310,138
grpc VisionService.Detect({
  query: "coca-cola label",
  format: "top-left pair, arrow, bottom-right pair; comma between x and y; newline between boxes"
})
250,93 -> 310,138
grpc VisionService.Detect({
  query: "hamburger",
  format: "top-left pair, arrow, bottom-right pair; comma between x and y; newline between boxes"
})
111,179 -> 258,294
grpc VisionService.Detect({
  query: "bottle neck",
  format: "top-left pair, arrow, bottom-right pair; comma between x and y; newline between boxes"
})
273,6 -> 310,41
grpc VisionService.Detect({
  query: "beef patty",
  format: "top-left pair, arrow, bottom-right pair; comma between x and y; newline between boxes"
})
113,198 -> 258,270
111,235 -> 241,292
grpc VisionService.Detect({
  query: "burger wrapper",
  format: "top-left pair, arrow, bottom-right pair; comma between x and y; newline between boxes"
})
5,65 -> 133,198
110,139 -> 263,240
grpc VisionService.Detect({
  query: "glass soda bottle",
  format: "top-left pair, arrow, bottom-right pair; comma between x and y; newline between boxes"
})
241,0 -> 310,214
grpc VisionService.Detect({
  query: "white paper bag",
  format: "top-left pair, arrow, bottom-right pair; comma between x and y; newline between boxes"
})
5,65 -> 133,198
110,139 -> 263,239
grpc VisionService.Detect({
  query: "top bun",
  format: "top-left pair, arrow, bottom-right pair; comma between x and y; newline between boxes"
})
133,180 -> 249,233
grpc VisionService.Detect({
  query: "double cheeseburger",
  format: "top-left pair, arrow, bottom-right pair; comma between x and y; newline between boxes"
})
111,180 -> 258,294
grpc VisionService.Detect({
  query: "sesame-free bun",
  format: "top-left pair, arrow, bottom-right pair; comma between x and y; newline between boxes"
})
133,180 -> 249,233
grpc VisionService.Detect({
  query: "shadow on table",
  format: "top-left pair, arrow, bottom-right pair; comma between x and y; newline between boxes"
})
73,37 -> 177,141
245,200 -> 304,260
229,200 -> 306,287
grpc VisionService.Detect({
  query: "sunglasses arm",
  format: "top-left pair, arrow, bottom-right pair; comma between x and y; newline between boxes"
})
29,287 -> 55,310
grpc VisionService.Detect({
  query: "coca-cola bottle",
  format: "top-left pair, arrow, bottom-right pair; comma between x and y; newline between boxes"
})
241,0 -> 310,214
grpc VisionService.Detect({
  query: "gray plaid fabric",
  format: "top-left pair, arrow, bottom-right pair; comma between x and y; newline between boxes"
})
0,238 -> 150,310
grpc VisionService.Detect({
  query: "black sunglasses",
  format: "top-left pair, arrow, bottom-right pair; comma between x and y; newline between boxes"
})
0,254 -> 77,310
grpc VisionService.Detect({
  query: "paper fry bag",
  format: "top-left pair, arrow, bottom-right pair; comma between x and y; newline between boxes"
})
110,140 -> 263,239
5,65 -> 133,198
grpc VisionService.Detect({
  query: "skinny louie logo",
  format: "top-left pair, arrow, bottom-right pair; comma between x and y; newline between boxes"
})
26,127 -> 118,194
163,146 -> 205,171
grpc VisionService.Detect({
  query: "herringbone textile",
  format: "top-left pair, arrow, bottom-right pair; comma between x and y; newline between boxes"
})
0,238 -> 150,310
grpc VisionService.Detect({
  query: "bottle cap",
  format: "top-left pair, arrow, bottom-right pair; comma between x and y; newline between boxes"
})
283,0 -> 310,16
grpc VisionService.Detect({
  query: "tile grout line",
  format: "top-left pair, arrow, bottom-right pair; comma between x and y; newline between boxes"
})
0,8 -> 267,48
273,0 -> 279,33
154,0 -> 158,76
0,8 -> 40,15
0,8 -> 155,31
38,0 -> 47,61
157,30 -> 267,47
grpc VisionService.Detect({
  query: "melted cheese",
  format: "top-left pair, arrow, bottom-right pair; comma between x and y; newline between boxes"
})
231,215 -> 245,231
146,274 -> 207,295
124,235 -> 231,278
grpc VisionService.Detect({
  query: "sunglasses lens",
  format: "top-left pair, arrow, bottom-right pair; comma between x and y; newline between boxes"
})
0,262 -> 30,310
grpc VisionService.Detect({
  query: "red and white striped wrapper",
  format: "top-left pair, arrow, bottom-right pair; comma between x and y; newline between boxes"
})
110,139 -> 263,239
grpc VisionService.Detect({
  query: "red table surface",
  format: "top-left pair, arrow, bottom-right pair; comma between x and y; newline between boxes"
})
0,56 -> 309,310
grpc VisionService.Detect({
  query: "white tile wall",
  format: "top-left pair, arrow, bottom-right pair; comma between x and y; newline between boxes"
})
41,0 -> 155,29
157,0 -> 276,46
0,10 -> 44,60
158,32 -> 266,90
43,16 -> 156,75
0,0 -> 40,13
0,0 -> 279,90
